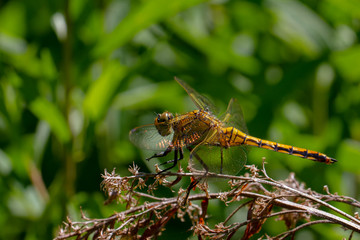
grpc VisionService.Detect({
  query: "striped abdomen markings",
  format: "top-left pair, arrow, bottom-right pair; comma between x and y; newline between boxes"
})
222,127 -> 336,164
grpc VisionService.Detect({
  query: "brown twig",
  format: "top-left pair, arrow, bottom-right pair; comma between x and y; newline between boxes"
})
54,163 -> 360,239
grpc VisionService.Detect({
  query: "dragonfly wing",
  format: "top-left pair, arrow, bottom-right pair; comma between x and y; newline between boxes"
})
129,124 -> 173,151
190,144 -> 247,176
175,77 -> 218,114
221,98 -> 248,134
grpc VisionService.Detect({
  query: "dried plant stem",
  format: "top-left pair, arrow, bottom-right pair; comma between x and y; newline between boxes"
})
274,219 -> 334,239
55,164 -> 360,239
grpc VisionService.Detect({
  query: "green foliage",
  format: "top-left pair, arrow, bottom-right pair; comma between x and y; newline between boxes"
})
0,0 -> 359,239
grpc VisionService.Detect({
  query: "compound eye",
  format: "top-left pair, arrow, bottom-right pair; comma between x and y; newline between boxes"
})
157,113 -> 168,123
167,113 -> 174,121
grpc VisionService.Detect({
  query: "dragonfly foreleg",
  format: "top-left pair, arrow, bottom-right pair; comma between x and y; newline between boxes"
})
157,148 -> 184,174
146,146 -> 173,161
159,148 -> 184,166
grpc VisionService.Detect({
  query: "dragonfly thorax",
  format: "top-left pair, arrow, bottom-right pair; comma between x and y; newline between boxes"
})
155,111 -> 174,136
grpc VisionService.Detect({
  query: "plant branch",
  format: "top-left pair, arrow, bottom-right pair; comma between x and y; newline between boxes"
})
54,164 -> 360,239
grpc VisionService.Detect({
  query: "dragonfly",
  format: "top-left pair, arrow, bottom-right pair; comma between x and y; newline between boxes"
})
129,77 -> 336,176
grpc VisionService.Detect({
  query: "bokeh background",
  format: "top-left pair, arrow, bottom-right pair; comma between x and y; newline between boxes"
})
1,0 -> 360,239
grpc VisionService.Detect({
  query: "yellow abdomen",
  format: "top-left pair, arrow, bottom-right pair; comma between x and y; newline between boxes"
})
221,127 -> 336,164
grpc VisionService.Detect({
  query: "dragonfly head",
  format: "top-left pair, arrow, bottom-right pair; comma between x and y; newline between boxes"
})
155,111 -> 174,136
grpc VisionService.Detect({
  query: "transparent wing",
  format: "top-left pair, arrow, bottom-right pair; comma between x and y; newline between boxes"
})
189,144 -> 247,175
220,98 -> 248,134
175,77 -> 218,114
129,124 -> 173,151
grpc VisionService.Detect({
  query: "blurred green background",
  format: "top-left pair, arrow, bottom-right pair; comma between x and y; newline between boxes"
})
0,0 -> 360,239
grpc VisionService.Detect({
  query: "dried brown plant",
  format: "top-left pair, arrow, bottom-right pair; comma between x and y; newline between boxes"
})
54,160 -> 360,240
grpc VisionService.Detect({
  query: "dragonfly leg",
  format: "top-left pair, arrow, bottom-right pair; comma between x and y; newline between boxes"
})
159,148 -> 184,166
184,146 -> 209,203
189,148 -> 209,174
159,160 -> 174,166
146,146 -> 173,161
157,148 -> 183,174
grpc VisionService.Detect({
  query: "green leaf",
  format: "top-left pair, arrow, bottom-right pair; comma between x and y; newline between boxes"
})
0,1 -> 26,37
113,81 -> 181,111
83,62 -> 127,120
0,149 -> 12,176
40,49 -> 57,80
267,0 -> 333,56
331,44 -> 360,82
338,140 -> 360,172
167,20 -> 260,75
161,4 -> 260,75
30,98 -> 71,143
323,0 -> 360,20
93,0 -> 207,57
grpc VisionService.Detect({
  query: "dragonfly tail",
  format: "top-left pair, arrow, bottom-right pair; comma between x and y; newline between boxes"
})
243,135 -> 337,164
